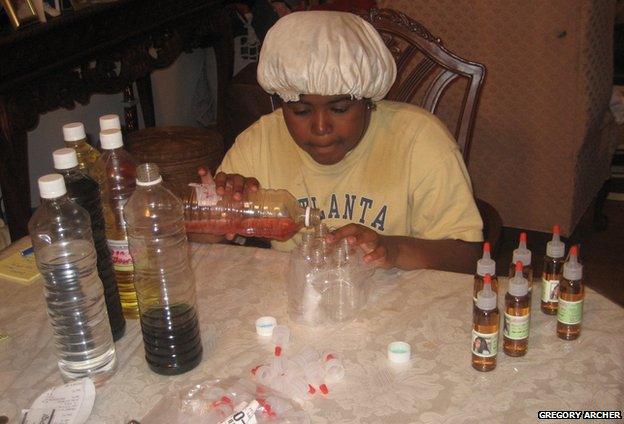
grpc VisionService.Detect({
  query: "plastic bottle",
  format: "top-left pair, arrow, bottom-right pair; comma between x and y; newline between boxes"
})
92,128 -> 138,318
471,274 -> 499,372
503,261 -> 531,357
509,232 -> 533,292
62,122 -> 100,176
28,174 -> 117,384
183,174 -> 321,240
540,225 -> 566,315
124,163 -> 203,374
99,114 -> 121,131
53,148 -> 126,341
473,242 -> 498,308
557,245 -> 584,340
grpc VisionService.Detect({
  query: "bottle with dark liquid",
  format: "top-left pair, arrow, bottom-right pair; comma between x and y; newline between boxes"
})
53,148 -> 126,341
473,242 -> 497,311
503,261 -> 530,357
557,245 -> 584,340
540,225 -> 565,315
92,129 -> 138,318
509,232 -> 533,292
124,163 -> 202,375
183,173 -> 321,241
472,274 -> 499,372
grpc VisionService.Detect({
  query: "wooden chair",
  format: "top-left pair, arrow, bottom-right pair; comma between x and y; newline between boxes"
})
357,8 -> 502,256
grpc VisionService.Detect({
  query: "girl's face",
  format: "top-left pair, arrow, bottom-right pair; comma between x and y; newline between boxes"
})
282,94 -> 371,165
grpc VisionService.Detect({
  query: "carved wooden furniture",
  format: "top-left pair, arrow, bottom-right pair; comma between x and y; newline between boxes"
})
358,8 -> 502,253
0,0 -> 232,239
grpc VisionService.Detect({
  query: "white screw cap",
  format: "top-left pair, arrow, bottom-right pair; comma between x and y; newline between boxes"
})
255,316 -> 277,336
387,341 -> 411,364
100,129 -> 123,150
62,122 -> 86,141
53,148 -> 78,170
38,174 -> 67,199
99,114 -> 121,131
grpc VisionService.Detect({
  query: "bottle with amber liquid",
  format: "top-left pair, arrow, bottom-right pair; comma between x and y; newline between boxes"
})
472,274 -> 499,372
509,232 -> 533,293
62,122 -> 100,177
541,225 -> 565,315
557,245 -> 584,340
473,242 -> 497,312
503,261 -> 531,356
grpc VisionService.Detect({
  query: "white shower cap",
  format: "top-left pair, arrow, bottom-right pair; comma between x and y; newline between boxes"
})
257,11 -> 397,102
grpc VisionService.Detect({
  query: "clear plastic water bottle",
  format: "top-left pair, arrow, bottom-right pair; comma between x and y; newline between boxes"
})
53,148 -> 126,341
28,174 -> 117,384
124,163 -> 203,375
184,174 -> 320,240
92,128 -> 138,318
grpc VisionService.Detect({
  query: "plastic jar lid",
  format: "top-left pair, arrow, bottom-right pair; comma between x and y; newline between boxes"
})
255,316 -> 277,336
387,341 -> 411,364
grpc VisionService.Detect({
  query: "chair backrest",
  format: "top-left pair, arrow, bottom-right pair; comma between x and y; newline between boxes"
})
357,8 -> 485,164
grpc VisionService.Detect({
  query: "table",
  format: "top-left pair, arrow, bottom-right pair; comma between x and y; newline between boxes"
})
1,242 -> 623,423
0,0 -> 232,240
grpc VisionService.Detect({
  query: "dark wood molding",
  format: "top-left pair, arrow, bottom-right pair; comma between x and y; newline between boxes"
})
0,0 -> 232,239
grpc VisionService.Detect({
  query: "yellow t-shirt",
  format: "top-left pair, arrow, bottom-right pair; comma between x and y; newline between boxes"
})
218,100 -> 483,251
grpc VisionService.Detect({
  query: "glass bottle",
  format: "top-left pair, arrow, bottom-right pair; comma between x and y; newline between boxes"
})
92,128 -> 138,318
53,148 -> 126,341
28,174 -> 117,384
473,242 -> 498,311
540,225 -> 565,315
509,232 -> 533,292
124,163 -> 203,375
183,174 -> 321,240
471,274 -> 499,372
557,245 -> 584,340
503,261 -> 530,357
62,122 -> 100,177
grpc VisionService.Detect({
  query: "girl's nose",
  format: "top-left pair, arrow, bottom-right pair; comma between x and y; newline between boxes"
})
311,111 -> 332,136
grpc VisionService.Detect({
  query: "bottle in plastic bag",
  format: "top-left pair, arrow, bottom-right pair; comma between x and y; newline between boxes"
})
183,174 -> 321,240
28,174 -> 117,384
62,122 -> 100,176
92,128 -> 138,318
124,163 -> 203,375
53,148 -> 126,341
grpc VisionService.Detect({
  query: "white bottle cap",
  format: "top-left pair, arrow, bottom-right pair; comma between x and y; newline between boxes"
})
62,122 -> 86,141
508,261 -> 529,296
546,225 -> 565,258
476,275 -> 497,310
563,246 -> 583,281
99,114 -> 121,131
38,174 -> 67,199
512,232 -> 532,266
387,341 -> 411,364
255,316 -> 277,336
476,242 -> 496,276
52,148 -> 78,170
100,129 -> 124,149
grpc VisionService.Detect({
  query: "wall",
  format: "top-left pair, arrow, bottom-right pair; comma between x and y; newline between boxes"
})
27,48 -> 214,207
377,0 -> 617,236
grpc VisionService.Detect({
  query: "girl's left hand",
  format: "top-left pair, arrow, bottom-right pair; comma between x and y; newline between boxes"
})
326,223 -> 397,269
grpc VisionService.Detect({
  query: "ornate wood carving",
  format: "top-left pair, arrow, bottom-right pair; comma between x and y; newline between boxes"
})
0,0 -> 231,239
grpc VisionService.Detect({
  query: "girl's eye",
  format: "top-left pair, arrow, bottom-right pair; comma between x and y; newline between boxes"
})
291,108 -> 310,116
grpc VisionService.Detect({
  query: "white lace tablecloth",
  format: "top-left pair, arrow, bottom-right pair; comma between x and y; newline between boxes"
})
1,242 -> 623,423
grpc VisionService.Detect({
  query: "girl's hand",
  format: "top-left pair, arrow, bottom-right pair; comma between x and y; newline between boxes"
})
212,170 -> 260,201
326,223 -> 397,269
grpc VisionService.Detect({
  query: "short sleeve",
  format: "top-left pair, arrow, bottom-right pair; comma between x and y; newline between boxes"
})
217,121 -> 261,178
409,122 -> 483,242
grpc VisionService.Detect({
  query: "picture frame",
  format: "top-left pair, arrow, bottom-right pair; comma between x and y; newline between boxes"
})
1,0 -> 38,29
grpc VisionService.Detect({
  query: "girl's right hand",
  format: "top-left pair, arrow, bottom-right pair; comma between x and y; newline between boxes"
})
212,170 -> 260,201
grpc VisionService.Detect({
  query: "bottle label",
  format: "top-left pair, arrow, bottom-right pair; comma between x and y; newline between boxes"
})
541,277 -> 559,303
503,312 -> 530,340
557,298 -> 583,325
471,329 -> 498,357
107,239 -> 134,272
